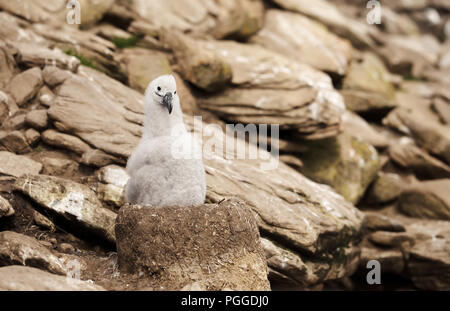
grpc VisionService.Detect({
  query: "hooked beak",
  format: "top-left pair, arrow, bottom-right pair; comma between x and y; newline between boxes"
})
162,92 -> 173,114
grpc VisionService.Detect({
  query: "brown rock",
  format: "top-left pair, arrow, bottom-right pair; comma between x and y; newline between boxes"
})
2,113 -> 26,131
8,67 -> 43,106
42,66 -> 72,88
251,9 -> 353,75
26,109 -> 48,130
398,179 -> 450,220
14,174 -> 117,244
33,210 -> 56,232
271,0 -> 377,48
389,138 -> 450,179
384,93 -> 450,164
366,172 -> 406,204
162,30 -> 232,92
0,231 -> 67,275
0,130 -> 32,154
0,266 -> 105,291
115,200 -> 270,290
42,129 -> 92,155
362,212 -> 406,233
0,195 -> 14,217
40,156 -> 78,177
25,128 -> 40,146
119,48 -> 172,93
0,151 -> 42,177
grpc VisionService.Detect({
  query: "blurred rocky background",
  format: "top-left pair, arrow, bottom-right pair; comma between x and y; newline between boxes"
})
0,0 -> 449,291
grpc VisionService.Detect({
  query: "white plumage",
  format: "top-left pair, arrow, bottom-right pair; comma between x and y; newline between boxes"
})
125,75 -> 206,206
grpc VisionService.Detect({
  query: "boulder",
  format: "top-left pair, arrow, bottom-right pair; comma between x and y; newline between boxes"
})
41,129 -> 92,156
0,266 -> 105,291
13,174 -> 117,244
377,34 -> 440,77
26,109 -> 48,130
0,151 -> 42,177
398,179 -> 450,220
0,130 -> 32,154
127,0 -> 264,40
8,67 -> 43,106
383,93 -> 450,164
366,172 -> 406,204
162,31 -> 232,92
0,195 -> 14,217
251,9 -> 353,75
271,0 -> 377,48
389,138 -> 450,179
119,48 -> 172,93
341,111 -> 389,149
0,231 -> 67,275
25,128 -> 40,146
115,200 -> 270,290
297,133 -> 380,204
342,53 -> 396,115
195,39 -> 345,138
79,0 -> 115,29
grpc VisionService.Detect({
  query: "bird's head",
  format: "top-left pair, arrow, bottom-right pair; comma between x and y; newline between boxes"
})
145,74 -> 179,114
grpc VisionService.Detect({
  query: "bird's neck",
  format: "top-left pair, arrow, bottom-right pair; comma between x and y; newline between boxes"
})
143,104 -> 186,139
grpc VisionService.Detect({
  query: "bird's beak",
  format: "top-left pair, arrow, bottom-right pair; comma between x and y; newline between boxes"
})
163,92 -> 173,114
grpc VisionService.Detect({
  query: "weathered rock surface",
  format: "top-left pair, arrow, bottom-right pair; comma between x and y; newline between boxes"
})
262,237 -> 360,289
0,195 -> 14,217
25,109 -> 48,130
0,231 -> 67,275
360,210 -> 450,290
297,134 -> 380,204
271,0 -> 377,48
119,48 -> 172,93
25,128 -> 40,146
0,151 -> 42,177
341,111 -> 389,149
398,179 -> 450,220
115,200 -> 270,290
0,130 -> 32,154
389,138 -> 450,179
250,9 -> 353,75
384,93 -> 450,164
162,30 -> 232,92
41,129 -> 92,156
378,34 -> 441,77
342,53 -> 397,115
195,39 -> 345,138
0,266 -> 105,291
366,172 -> 406,204
13,174 -> 117,244
8,67 -> 43,106
126,0 -> 264,40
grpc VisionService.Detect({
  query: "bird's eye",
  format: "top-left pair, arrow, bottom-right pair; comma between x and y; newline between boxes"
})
157,86 -> 161,91
174,91 -> 177,95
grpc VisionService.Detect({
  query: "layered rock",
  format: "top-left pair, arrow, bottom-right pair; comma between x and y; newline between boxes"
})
250,9 -> 353,75
0,266 -> 105,291
296,133 -> 380,204
0,231 -> 67,275
13,174 -> 117,244
398,179 -> 450,220
126,0 -> 264,40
